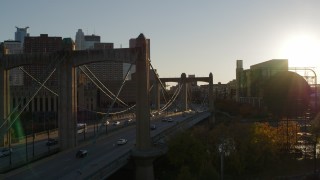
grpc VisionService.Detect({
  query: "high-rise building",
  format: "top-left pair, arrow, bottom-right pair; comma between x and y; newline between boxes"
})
87,42 -> 124,82
24,34 -> 63,53
74,29 -> 124,82
84,34 -> 100,49
15,26 -> 29,47
3,40 -> 23,54
75,29 -> 101,50
75,29 -> 85,50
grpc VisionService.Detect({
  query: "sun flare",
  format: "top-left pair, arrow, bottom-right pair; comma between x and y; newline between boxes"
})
282,34 -> 320,68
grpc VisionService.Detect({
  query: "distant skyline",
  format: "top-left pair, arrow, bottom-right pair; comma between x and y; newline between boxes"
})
1,0 -> 320,83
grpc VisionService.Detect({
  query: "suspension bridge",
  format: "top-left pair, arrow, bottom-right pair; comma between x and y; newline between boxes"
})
0,34 -> 215,179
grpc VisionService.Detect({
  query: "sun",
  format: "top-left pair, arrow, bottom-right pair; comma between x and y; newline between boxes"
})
282,34 -> 320,68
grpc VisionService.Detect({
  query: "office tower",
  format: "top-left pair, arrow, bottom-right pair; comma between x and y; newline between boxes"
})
84,34 -> 100,49
75,29 -> 85,50
15,26 -> 29,47
24,34 -> 63,53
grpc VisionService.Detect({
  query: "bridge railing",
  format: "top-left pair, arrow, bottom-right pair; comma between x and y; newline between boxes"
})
84,150 -> 131,180
152,111 -> 210,144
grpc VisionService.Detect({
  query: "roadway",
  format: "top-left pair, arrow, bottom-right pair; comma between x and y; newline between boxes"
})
0,116 -> 136,171
1,111 -> 196,179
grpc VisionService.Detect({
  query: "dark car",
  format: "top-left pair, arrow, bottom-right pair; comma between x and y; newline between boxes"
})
46,138 -> 58,146
76,150 -> 88,158
150,124 -> 156,130
0,148 -> 12,158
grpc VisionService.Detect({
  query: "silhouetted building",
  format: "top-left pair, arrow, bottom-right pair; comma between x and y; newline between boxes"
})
236,59 -> 288,106
94,42 -> 113,49
3,40 -> 22,54
62,38 -> 75,51
24,34 -> 63,53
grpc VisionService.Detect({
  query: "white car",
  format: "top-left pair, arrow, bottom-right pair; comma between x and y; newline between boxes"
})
0,148 -> 12,158
117,138 -> 128,145
112,121 -> 120,126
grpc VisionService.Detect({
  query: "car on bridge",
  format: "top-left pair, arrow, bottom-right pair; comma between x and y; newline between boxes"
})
117,138 -> 128,145
150,124 -> 156,130
167,117 -> 173,122
76,149 -> 88,158
104,121 -> 110,126
0,147 -> 12,158
46,138 -> 58,146
124,119 -> 133,125
113,121 -> 121,126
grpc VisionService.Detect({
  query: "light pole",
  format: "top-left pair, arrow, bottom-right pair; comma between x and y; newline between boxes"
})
32,112 -> 34,157
218,138 -> 235,180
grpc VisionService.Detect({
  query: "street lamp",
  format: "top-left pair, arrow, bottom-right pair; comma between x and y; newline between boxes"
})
218,138 -> 235,180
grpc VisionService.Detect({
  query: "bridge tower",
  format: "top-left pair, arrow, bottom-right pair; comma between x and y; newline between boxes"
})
209,72 -> 215,126
181,73 -> 188,111
132,33 -> 161,180
58,53 -> 78,150
0,67 -> 10,146
154,81 -> 161,111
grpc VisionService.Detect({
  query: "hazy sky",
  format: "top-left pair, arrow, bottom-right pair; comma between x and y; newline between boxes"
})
1,0 -> 320,83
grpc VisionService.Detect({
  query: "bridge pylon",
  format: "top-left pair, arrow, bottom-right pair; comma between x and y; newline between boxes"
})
58,53 -> 77,150
209,72 -> 215,127
0,66 -> 10,147
181,73 -> 188,111
132,33 -> 162,180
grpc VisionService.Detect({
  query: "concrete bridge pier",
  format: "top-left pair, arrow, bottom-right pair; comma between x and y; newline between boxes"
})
208,73 -> 215,127
0,67 -> 10,146
181,73 -> 188,111
154,81 -> 161,112
58,54 -> 77,150
132,33 -> 161,180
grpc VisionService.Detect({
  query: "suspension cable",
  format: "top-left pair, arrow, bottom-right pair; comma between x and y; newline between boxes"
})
82,65 -> 129,107
149,60 -> 181,110
19,66 -> 58,96
0,53 -> 65,132
2,66 -> 58,134
96,63 -> 134,133
160,84 -> 183,112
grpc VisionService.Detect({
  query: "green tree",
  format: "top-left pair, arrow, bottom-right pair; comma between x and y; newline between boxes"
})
167,131 -> 207,174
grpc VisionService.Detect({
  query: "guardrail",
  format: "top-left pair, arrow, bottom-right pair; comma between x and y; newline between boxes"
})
9,129 -> 58,146
85,150 -> 131,180
152,111 -> 210,143
0,148 -> 59,173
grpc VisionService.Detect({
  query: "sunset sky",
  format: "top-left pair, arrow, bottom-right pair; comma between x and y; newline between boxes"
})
1,0 -> 320,83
